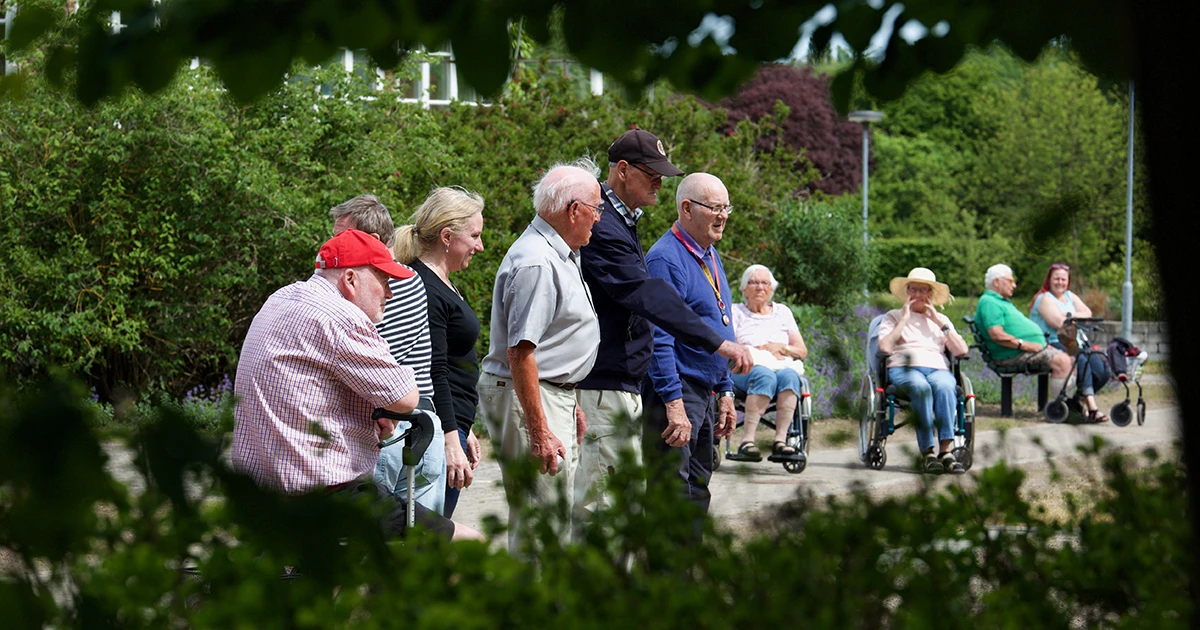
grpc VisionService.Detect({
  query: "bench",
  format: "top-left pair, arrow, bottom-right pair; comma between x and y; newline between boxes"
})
962,315 -> 1049,417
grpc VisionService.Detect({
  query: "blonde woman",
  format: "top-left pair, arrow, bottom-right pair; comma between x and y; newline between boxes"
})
393,187 -> 486,517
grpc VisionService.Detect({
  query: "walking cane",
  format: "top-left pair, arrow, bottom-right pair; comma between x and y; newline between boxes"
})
373,407 -> 435,532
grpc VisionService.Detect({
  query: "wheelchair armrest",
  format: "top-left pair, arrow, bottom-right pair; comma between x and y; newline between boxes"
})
373,408 -> 435,466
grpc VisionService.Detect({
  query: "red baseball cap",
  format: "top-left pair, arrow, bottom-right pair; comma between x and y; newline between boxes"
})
315,229 -> 415,279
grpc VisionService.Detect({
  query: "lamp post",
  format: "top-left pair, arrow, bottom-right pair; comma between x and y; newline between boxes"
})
1122,82 -> 1135,339
848,110 -> 884,296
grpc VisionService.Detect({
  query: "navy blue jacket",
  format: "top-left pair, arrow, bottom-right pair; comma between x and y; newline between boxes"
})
578,185 -> 725,393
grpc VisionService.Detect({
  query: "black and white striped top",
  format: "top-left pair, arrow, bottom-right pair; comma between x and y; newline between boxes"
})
376,274 -> 434,399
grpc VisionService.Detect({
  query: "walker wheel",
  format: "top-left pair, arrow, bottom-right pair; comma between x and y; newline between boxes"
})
1110,401 -> 1133,427
867,444 -> 887,471
712,444 -> 723,471
1044,398 -> 1070,424
952,446 -> 973,471
1137,400 -> 1146,426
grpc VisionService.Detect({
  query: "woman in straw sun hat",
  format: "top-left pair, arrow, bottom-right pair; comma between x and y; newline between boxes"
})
876,268 -> 970,474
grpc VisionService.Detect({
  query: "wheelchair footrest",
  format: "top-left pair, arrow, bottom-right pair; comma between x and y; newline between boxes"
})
767,452 -> 808,464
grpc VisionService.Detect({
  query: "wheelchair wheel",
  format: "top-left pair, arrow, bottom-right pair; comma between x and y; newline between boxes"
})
712,444 -> 722,471
866,444 -> 887,471
1137,400 -> 1146,426
1110,401 -> 1133,427
796,387 -> 812,455
783,457 -> 807,474
858,374 -> 877,463
1044,397 -> 1070,424
961,376 -> 976,447
952,446 -> 973,471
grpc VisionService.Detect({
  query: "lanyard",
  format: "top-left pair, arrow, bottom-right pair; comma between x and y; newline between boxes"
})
671,224 -> 728,323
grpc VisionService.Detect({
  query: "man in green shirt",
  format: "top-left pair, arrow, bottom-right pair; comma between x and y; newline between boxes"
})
975,263 -> 1074,400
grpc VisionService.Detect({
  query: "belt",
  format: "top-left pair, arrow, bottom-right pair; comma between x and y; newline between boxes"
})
484,373 -> 578,391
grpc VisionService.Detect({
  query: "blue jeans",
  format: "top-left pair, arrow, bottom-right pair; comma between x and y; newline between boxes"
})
1050,343 -> 1111,396
731,365 -> 802,399
887,367 -> 957,453
443,426 -> 470,519
373,410 -> 447,515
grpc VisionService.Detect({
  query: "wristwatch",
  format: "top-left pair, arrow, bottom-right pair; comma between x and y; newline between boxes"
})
716,391 -> 735,399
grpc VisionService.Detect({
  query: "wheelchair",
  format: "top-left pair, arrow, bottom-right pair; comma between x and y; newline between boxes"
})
713,375 -> 812,474
858,314 -> 976,471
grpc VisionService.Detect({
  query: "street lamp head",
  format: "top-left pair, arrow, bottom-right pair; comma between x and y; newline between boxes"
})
847,110 -> 884,124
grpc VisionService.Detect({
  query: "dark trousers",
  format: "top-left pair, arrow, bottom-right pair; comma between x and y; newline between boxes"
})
443,426 -> 470,518
642,377 -> 715,515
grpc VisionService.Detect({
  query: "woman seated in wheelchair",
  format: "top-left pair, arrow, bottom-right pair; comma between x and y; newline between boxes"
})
1029,263 -> 1111,422
877,268 -> 970,474
725,264 -> 807,462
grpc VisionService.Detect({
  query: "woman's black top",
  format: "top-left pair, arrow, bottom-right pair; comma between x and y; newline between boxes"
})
412,259 -> 481,433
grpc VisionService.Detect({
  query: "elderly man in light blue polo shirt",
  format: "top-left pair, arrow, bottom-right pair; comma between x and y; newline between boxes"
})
479,157 -> 603,550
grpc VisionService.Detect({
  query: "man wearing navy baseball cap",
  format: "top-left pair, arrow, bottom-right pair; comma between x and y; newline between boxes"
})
232,228 -> 482,541
573,129 -> 753,536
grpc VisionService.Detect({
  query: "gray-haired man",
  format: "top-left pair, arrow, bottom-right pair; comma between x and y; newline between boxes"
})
479,158 -> 603,550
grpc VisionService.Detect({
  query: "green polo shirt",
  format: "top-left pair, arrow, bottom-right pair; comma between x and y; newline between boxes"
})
975,289 -> 1046,360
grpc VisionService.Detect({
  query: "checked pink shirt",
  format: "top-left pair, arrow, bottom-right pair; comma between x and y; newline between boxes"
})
231,273 -> 416,494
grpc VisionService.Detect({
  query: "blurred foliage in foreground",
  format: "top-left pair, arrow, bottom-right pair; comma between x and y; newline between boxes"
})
0,375 -> 1190,628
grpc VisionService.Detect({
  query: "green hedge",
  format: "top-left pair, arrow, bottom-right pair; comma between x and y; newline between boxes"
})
0,64 -> 816,398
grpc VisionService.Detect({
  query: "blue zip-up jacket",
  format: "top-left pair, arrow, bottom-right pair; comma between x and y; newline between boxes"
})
578,185 -> 725,394
645,223 -> 737,402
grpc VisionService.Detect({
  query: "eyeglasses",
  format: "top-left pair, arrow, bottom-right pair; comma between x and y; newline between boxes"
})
572,199 -> 603,217
1050,263 -> 1070,271
629,163 -> 663,184
688,199 -> 734,215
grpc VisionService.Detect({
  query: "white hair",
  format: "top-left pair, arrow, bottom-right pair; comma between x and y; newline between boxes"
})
532,157 -> 601,219
739,264 -> 779,293
985,263 -> 1013,292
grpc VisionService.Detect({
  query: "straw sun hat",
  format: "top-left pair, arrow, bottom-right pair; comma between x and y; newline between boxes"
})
889,267 -> 953,307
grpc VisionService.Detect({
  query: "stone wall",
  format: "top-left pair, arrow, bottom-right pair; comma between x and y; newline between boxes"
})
1084,321 -> 1169,361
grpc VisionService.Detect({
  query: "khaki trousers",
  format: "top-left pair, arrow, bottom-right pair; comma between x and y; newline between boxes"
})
478,373 -> 579,552
573,389 -> 643,535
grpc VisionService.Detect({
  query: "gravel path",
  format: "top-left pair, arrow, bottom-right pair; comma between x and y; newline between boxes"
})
452,406 -> 1180,543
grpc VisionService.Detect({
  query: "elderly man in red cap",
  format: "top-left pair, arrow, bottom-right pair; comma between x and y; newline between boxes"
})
231,228 -> 481,540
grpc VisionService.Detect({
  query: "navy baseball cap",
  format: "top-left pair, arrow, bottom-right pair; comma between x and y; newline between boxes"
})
607,129 -> 685,177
